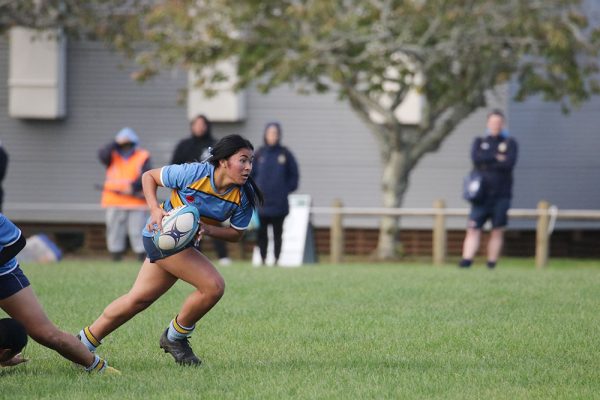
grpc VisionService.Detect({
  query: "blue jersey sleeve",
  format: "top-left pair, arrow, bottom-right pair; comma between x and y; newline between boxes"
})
160,163 -> 208,190
0,214 -> 22,249
229,191 -> 254,230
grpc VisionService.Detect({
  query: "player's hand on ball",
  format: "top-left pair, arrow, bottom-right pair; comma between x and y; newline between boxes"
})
148,207 -> 168,232
195,222 -> 207,245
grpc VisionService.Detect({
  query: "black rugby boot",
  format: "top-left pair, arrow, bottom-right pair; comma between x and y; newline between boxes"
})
159,329 -> 201,366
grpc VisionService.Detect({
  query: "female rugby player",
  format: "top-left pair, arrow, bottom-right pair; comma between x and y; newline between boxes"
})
78,134 -> 263,366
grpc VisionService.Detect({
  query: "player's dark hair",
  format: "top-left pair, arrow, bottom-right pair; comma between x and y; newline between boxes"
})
0,318 -> 28,354
209,134 -> 264,208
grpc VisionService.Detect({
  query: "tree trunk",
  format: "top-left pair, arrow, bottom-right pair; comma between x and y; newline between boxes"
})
376,148 -> 410,259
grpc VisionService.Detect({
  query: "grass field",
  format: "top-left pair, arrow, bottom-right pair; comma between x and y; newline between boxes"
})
1,258 -> 599,399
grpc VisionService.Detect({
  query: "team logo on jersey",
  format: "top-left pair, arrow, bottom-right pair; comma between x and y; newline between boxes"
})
481,142 -> 490,150
278,154 -> 287,164
498,142 -> 507,153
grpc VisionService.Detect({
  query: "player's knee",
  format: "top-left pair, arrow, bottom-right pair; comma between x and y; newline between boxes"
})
206,276 -> 225,302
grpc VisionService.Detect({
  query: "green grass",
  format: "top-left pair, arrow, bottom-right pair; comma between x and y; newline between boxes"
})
1,258 -> 599,399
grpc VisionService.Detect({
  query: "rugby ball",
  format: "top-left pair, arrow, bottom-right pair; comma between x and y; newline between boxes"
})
153,205 -> 200,252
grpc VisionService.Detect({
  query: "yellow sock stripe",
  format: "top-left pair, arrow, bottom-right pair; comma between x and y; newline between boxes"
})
93,359 -> 106,372
84,327 -> 101,347
173,317 -> 193,334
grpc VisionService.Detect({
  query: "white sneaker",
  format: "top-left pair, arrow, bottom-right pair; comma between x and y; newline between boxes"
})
218,257 -> 232,266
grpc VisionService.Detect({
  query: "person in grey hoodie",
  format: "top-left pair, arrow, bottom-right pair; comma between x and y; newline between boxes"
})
252,122 -> 300,265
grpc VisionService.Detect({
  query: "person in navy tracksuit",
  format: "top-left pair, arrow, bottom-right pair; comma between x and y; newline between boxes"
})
459,109 -> 518,269
252,122 -> 300,266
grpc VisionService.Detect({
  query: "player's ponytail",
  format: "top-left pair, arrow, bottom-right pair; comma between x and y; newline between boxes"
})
209,134 -> 264,209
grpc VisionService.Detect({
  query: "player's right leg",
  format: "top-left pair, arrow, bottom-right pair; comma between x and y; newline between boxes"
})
79,258 -> 177,352
0,286 -> 118,374
155,248 -> 225,366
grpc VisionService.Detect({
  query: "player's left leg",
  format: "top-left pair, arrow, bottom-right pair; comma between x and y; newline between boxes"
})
156,248 -> 225,365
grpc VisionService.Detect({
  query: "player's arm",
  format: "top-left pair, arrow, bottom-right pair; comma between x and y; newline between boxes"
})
142,168 -> 168,231
0,234 -> 26,265
201,224 -> 244,243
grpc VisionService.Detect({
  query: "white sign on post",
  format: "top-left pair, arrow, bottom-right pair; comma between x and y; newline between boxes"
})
252,194 -> 316,267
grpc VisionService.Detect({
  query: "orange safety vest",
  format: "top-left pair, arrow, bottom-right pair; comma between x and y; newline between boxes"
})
101,149 -> 149,208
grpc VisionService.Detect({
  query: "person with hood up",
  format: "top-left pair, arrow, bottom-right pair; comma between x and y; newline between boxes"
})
99,127 -> 152,262
252,122 -> 300,266
171,115 -> 232,266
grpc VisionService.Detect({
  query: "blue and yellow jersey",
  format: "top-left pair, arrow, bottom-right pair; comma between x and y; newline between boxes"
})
142,162 -> 254,237
0,213 -> 22,275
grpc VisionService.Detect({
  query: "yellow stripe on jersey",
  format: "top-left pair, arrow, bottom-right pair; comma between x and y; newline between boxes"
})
188,177 -> 242,205
84,327 -> 101,347
169,191 -> 185,208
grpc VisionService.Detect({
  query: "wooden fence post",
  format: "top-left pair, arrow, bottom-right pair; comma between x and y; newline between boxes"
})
432,199 -> 447,266
330,199 -> 344,264
535,200 -> 550,269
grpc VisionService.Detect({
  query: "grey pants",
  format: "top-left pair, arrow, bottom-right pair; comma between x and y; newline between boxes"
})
105,208 -> 147,254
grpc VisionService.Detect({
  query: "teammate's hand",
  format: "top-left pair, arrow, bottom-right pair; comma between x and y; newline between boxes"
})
0,353 -> 28,367
148,207 -> 168,232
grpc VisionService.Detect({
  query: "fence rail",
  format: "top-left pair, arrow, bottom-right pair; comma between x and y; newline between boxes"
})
6,201 -> 600,267
311,200 -> 600,268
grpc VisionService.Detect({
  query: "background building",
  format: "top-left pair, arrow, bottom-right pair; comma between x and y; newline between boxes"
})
1,36 -> 599,257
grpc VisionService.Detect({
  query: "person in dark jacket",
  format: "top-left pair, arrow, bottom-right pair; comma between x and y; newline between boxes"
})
252,122 -> 300,265
171,115 -> 232,266
0,141 -> 8,213
459,109 -> 518,269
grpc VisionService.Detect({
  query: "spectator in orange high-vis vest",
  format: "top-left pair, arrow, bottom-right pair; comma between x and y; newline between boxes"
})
99,127 -> 152,262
